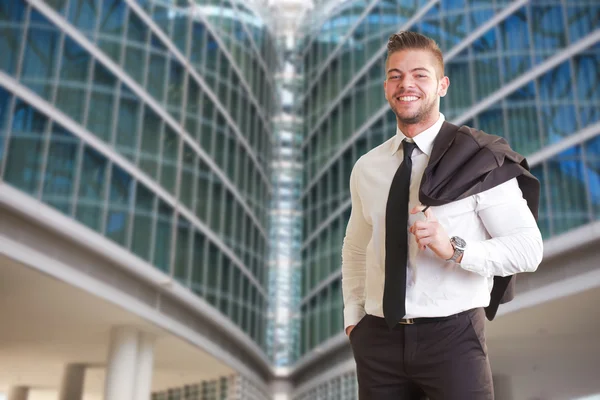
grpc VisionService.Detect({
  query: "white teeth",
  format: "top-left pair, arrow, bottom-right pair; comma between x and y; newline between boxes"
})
398,96 -> 418,102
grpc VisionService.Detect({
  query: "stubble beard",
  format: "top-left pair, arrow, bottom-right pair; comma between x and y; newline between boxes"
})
392,97 -> 437,126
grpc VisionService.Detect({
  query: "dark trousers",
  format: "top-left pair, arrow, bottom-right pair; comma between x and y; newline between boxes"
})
349,308 -> 493,400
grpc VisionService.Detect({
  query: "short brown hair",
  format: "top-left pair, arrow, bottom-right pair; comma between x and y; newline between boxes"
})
386,31 -> 444,76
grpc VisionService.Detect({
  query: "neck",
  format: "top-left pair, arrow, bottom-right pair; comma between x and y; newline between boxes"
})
397,111 -> 440,138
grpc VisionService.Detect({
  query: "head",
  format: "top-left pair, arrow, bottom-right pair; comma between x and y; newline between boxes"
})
384,32 -> 449,136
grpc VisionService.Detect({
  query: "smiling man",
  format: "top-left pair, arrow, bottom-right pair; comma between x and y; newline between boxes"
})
341,32 -> 543,399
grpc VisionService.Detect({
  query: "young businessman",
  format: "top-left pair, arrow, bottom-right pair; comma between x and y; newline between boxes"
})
341,31 -> 544,399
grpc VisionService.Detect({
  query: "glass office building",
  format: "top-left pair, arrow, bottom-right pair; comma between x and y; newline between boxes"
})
0,0 -> 278,347
295,0 -> 600,397
0,0 -> 277,398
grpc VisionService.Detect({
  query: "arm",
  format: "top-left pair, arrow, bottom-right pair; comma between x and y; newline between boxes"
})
342,160 -> 372,333
459,178 -> 544,277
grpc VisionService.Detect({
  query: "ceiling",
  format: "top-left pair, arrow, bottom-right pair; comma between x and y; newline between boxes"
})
0,255 -> 234,399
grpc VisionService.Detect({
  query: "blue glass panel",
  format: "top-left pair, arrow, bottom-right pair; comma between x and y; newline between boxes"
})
0,0 -> 27,22
574,50 -> 600,110
547,145 -> 590,235
530,3 -> 567,60
147,52 -> 167,103
42,124 -> 78,214
76,146 -> 107,232
98,0 -> 126,61
499,8 -> 529,52
0,1 -> 26,74
61,36 -> 91,83
167,59 -> 185,110
115,84 -> 140,161
154,199 -> 173,273
541,105 -> 578,144
477,106 -> 505,138
21,12 -> 61,100
99,0 -> 126,35
172,13 -> 189,54
5,100 -> 49,195
470,6 -> 494,31
567,4 -> 600,43
537,62 -> 572,101
131,183 -> 154,261
442,13 -> 467,51
106,164 -> 132,246
44,0 -> 68,14
190,22 -> 206,67
174,216 -> 191,285
88,61 -> 117,141
441,0 -> 465,11
152,3 -> 171,36
68,0 -> 99,35
127,8 -> 148,43
584,136 -> 600,220
160,126 -> 179,195
0,86 -> 12,165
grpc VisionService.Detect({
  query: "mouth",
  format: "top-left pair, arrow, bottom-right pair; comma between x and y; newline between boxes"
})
396,95 -> 420,103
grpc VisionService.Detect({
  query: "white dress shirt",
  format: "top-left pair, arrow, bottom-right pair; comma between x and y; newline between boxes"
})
342,113 -> 544,329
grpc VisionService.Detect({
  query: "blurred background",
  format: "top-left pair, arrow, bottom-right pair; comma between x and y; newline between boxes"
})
0,0 -> 598,399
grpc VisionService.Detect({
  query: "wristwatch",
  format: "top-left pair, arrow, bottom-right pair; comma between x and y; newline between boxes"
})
446,236 -> 466,262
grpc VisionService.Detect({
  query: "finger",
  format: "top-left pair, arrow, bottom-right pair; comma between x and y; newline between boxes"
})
410,205 -> 425,215
412,220 -> 430,230
416,237 -> 432,250
423,206 -> 436,221
414,228 -> 432,240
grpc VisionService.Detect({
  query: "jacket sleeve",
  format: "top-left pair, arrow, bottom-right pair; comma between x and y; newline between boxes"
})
342,159 -> 372,330
460,178 -> 544,277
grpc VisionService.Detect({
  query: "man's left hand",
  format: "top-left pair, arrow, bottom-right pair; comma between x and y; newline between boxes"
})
409,206 -> 454,260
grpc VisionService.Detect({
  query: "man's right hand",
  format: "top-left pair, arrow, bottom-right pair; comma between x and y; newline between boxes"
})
345,325 -> 355,337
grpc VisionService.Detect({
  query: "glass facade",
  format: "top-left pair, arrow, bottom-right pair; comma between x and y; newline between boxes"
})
0,0 -> 278,351
151,374 -> 271,400
297,0 -> 600,363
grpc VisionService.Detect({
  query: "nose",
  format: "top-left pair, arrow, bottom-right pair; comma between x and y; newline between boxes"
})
398,75 -> 416,89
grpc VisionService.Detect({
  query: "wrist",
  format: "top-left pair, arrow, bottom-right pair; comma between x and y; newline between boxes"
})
446,236 -> 466,262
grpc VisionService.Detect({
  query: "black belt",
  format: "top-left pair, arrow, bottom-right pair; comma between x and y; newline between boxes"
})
393,309 -> 473,326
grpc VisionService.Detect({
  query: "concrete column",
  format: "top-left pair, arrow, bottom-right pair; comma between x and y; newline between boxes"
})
104,326 -> 139,400
7,386 -> 29,400
58,363 -> 85,400
133,333 -> 155,400
493,374 -> 514,400
271,379 -> 293,400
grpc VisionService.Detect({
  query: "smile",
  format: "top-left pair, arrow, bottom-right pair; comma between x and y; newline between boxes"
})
397,96 -> 419,102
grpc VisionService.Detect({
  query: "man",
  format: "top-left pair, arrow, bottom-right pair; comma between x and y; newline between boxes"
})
341,31 -> 543,399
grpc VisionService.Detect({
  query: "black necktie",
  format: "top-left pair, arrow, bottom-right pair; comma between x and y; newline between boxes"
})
383,139 -> 417,329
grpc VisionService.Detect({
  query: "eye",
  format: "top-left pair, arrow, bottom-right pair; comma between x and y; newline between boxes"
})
388,75 -> 400,80
416,74 -> 427,78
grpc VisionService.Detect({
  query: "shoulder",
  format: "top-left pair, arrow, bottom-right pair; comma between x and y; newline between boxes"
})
360,136 -> 396,163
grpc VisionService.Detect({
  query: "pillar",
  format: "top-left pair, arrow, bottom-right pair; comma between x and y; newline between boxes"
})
104,326 -> 139,400
7,386 -> 28,400
493,374 -> 514,400
133,333 -> 155,400
58,363 -> 85,400
271,379 -> 293,400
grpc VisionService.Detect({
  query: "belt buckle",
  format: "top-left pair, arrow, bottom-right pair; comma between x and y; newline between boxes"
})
399,318 -> 414,325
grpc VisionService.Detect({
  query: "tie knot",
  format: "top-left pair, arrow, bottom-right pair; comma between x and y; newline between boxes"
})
402,140 -> 417,161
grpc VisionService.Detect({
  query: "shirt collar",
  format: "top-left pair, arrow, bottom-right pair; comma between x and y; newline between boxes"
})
391,113 -> 446,156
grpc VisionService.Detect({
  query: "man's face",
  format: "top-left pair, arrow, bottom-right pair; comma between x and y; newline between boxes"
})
384,49 -> 449,126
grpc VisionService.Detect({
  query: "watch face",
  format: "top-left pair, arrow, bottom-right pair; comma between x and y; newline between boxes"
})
452,236 -> 466,249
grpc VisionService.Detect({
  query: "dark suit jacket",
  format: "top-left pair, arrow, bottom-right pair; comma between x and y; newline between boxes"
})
418,121 -> 540,321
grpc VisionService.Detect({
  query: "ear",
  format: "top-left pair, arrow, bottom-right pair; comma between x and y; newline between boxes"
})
438,76 -> 450,97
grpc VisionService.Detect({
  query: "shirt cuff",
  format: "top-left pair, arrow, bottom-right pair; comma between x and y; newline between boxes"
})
344,304 -> 366,331
459,241 -> 489,277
